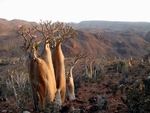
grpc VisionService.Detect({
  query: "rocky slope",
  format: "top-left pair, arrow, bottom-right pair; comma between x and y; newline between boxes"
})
0,19 -> 150,59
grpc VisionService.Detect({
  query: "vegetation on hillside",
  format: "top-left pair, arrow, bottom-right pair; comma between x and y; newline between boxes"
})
0,55 -> 150,112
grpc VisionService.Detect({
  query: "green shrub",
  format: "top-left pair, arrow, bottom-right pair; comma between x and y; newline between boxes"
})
143,78 -> 150,94
122,80 -> 150,113
110,83 -> 118,96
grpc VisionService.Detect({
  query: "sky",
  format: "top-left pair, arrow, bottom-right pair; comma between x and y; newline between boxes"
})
0,0 -> 150,23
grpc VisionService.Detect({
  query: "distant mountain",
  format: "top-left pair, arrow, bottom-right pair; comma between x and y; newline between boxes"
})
0,19 -> 37,36
71,20 -> 150,31
71,21 -> 150,38
0,19 -> 150,59
145,31 -> 150,42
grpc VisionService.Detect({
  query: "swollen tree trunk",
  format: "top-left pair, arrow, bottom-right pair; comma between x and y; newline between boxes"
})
34,56 -> 58,109
85,59 -> 90,77
67,66 -> 76,101
33,42 -> 57,108
26,43 -> 57,109
34,57 -> 49,108
52,42 -> 66,104
25,48 -> 38,109
40,42 -> 57,100
89,59 -> 95,78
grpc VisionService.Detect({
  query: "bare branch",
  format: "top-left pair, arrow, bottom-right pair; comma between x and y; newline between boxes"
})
69,51 -> 88,70
16,25 -> 39,53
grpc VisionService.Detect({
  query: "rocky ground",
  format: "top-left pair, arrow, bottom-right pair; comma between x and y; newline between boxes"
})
0,57 -> 150,113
